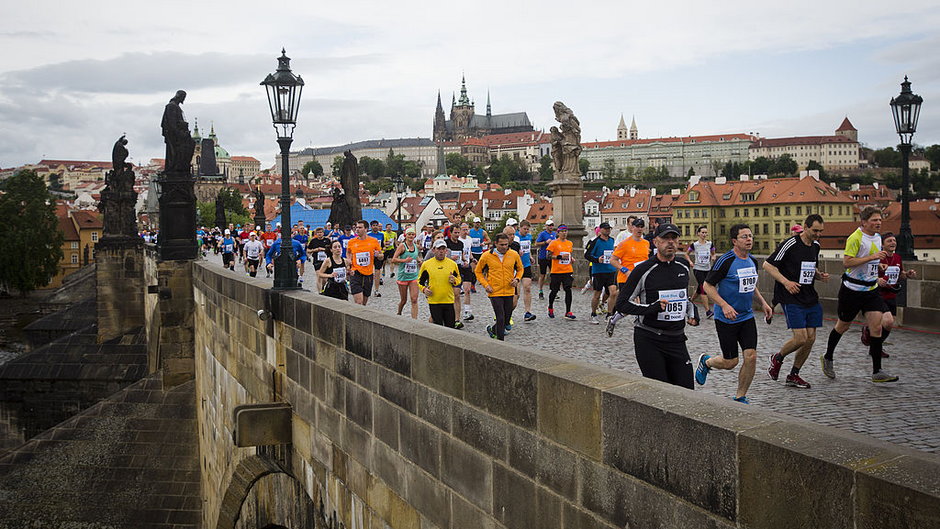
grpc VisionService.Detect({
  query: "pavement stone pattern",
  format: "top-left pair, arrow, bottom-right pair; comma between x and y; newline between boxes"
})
212,253 -> 940,453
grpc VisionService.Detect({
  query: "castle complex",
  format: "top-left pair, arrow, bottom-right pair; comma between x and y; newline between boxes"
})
432,75 -> 534,141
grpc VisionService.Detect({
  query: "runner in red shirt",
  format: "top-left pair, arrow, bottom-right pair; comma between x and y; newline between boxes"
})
862,232 -> 917,357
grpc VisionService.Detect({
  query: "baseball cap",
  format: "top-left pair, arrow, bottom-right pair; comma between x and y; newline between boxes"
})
631,218 -> 646,228
654,223 -> 681,237
506,218 -> 518,226
545,219 -> 555,225
598,222 -> 611,229
405,227 -> 416,234
224,229 -> 230,234
473,217 -> 481,223
276,222 -> 282,228
557,224 -> 568,231
433,239 -> 447,248
256,225 -> 261,231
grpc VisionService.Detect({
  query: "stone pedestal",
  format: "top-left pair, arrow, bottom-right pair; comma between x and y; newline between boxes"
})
157,170 -> 198,261
96,237 -> 145,343
547,179 -> 590,283
148,259 -> 196,388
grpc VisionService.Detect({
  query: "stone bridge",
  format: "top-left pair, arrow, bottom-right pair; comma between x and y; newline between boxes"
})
191,261 -> 940,529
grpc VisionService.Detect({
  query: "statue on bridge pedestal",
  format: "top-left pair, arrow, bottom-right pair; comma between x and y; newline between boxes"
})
98,135 -> 139,240
161,90 -> 196,175
328,150 -> 361,228
550,101 -> 582,181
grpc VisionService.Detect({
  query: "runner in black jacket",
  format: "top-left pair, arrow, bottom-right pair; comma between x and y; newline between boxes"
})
608,223 -> 700,389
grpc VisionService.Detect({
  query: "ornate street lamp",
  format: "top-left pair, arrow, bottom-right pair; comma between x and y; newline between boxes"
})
393,175 -> 405,237
890,76 -> 923,261
261,48 -> 304,289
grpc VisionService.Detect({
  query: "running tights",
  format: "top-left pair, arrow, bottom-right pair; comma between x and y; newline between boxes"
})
429,303 -> 456,328
633,329 -> 694,389
489,296 -> 514,340
549,273 -> 573,313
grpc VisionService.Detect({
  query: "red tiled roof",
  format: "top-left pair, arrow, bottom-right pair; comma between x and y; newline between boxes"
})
836,117 -> 857,132
673,177 -> 852,208
231,156 -> 260,162
601,190 -> 652,213
70,210 -> 103,229
526,201 -> 553,223
583,133 -> 754,150
39,159 -> 112,168
481,131 -> 547,147
750,136 -> 855,148
58,215 -> 79,241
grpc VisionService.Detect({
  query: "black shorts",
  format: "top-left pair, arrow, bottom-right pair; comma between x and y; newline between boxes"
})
883,297 -> 898,316
715,318 -> 758,359
539,257 -> 552,276
550,272 -> 573,291
222,253 -> 235,266
349,271 -> 374,296
522,265 -> 533,279
459,266 -> 475,284
693,270 -> 708,294
246,258 -> 260,270
592,272 -> 616,291
837,285 -> 887,323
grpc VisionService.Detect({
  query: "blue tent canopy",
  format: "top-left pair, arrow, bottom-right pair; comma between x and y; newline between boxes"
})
270,203 -> 398,230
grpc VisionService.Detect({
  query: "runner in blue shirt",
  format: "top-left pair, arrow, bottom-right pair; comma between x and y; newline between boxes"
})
220,230 -> 237,271
695,223 -> 772,404
264,235 -> 308,287
337,227 -> 355,259
514,220 -> 536,322
469,217 -> 490,259
584,222 -> 617,324
534,220 -> 557,300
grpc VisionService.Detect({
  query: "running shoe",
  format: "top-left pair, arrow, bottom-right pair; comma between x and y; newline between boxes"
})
548,308 -> 555,319
471,285 -> 477,293
731,396 -> 751,404
564,312 -> 576,320
785,374 -> 811,388
861,325 -> 870,346
486,325 -> 497,339
872,370 -> 899,383
505,324 -> 512,333
767,353 -> 783,381
706,309 -> 714,319
374,292 -> 381,298
580,283 -> 592,295
524,312 -> 536,322
695,354 -> 711,385
454,321 -> 464,330
605,320 -> 616,337
820,355 -> 835,379
538,290 -> 544,300
464,313 -> 474,321
590,315 -> 600,325
881,350 -> 890,358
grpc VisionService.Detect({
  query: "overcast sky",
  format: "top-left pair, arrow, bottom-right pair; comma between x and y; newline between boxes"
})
1,0 -> 938,169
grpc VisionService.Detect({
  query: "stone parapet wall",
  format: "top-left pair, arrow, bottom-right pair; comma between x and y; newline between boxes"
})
194,262 -> 940,529
95,238 -> 145,343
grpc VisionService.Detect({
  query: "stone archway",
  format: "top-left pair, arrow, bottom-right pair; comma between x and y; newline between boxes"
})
215,454 -> 320,529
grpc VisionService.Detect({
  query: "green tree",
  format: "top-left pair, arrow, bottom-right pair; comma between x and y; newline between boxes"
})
445,153 -> 472,177
750,156 -> 772,175
873,147 -> 901,168
301,160 -> 323,178
805,160 -> 828,179
770,154 -> 797,176
538,155 -> 555,181
601,158 -> 617,179
48,172 -> 64,191
331,156 -> 344,176
218,187 -> 248,216
924,144 -> 940,170
0,170 -> 64,295
359,156 -> 386,179
579,158 -> 590,176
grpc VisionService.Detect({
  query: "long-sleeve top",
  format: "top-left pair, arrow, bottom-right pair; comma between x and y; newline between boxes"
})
265,238 -> 306,265
613,256 -> 698,336
474,249 -> 523,297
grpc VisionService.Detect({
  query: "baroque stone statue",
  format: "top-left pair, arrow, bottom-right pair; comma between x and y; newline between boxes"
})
254,187 -> 265,219
328,150 -> 362,227
215,191 -> 226,230
550,101 -> 582,180
99,135 -> 139,239
161,90 -> 196,174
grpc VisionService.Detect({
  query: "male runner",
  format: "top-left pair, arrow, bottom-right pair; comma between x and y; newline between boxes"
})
444,224 -> 470,328
611,218 -> 650,288
584,222 -> 617,324
263,232 -> 307,286
545,225 -> 575,320
368,221 -> 387,297
419,239 -> 461,328
347,220 -> 384,306
862,232 -> 917,357
243,232 -> 265,277
697,224 -> 773,404
514,220 -> 536,322
475,233 -> 524,341
534,220 -> 557,300
685,226 -> 716,318
306,227 -> 332,290
220,229 -> 237,271
821,206 -> 898,382
763,214 -> 829,388
469,217 -> 490,263
608,223 -> 700,388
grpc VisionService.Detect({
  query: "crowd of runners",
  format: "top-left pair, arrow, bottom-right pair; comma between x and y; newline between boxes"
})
193,204 -> 913,403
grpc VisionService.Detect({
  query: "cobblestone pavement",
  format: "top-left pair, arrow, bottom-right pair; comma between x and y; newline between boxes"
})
212,255 -> 940,453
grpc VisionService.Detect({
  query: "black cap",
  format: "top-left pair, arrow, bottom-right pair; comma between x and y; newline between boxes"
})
598,222 -> 612,229
631,218 -> 646,228
654,223 -> 681,237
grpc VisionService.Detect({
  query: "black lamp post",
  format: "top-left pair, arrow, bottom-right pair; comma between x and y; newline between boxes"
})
262,48 -> 304,290
889,76 -> 923,261
393,175 -> 405,237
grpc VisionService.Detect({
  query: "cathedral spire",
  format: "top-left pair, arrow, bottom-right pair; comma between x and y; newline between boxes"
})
457,74 -> 471,106
486,90 -> 491,117
629,115 -> 638,140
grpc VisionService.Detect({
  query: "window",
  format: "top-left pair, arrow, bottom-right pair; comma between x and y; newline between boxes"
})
829,206 -> 833,216
702,210 -> 708,218
734,209 -> 739,217
693,210 -> 700,218
796,206 -> 802,215
684,225 -> 690,236
720,225 -> 726,235
775,207 -> 780,215
71,254 -> 78,264
763,241 -> 769,250
91,231 -> 98,242
70,242 -> 79,249
719,210 -> 725,218
743,209 -> 748,217
763,208 -> 769,217
754,208 -> 759,217
784,207 -> 791,216
775,223 -> 780,235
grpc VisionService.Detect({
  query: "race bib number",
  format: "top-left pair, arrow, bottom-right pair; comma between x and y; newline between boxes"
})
738,266 -> 758,293
696,251 -> 710,267
799,261 -> 816,285
224,244 -> 233,253
317,251 -> 327,261
450,250 -> 462,263
471,237 -> 481,248
559,252 -> 571,265
333,267 -> 346,282
866,262 -> 879,279
602,250 -> 613,264
355,252 -> 370,267
885,265 -> 900,285
342,239 -> 349,249
423,237 -> 431,249
519,240 -> 531,254
404,261 -> 418,274
657,289 -> 688,321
